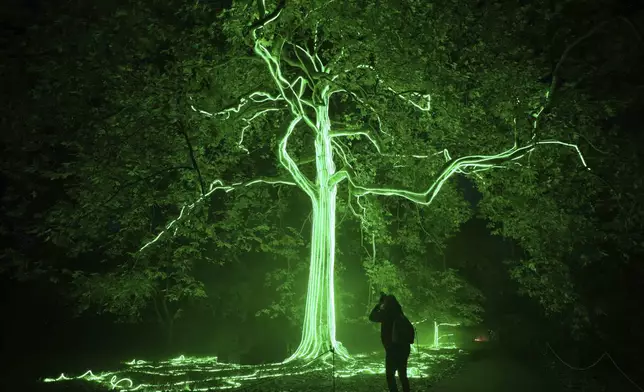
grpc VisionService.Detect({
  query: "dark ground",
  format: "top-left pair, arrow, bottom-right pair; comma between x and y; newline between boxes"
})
429,348 -> 643,392
429,350 -> 559,392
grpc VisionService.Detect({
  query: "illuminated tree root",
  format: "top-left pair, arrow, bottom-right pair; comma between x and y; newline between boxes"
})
43,349 -> 461,391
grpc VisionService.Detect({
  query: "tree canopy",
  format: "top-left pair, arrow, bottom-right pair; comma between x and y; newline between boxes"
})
2,0 -> 643,359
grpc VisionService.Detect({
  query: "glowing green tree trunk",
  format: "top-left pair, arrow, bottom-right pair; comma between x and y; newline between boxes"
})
286,124 -> 349,361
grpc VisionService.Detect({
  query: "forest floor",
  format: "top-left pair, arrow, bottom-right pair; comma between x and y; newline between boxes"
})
18,347 -> 567,392
428,350 -> 561,392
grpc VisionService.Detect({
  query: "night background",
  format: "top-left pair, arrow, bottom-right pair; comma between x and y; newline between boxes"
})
1,0 -> 643,391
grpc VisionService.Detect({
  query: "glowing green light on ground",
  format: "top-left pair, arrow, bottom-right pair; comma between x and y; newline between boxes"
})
43,350 -> 461,391
140,1 -> 589,363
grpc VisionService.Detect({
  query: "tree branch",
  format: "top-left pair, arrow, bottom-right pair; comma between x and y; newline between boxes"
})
249,0 -> 286,35
338,64 -> 432,111
78,165 -> 196,220
190,91 -> 286,120
344,140 -> 589,205
176,124 -> 205,195
189,92 -> 286,152
549,16 -> 644,98
550,20 -> 613,97
330,130 -> 381,153
277,117 -> 317,198
139,176 -> 296,251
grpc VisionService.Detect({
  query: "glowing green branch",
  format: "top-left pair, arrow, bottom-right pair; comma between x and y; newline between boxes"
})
331,130 -> 381,153
328,87 -> 386,136
324,64 -> 433,141
278,116 -> 317,199
343,140 -> 589,205
139,178 -> 295,251
189,92 -> 284,120
340,64 -> 432,112
331,139 -> 354,169
385,149 -> 450,168
189,93 -> 284,152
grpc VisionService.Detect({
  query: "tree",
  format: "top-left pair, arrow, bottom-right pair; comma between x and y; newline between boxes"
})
3,0 -> 624,364
70,241 -> 208,347
475,0 -> 643,325
0,0 -> 282,333
169,0 -> 593,361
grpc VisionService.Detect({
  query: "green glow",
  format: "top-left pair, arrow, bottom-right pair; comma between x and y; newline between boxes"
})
139,2 -> 589,363
43,349 -> 460,391
433,321 -> 461,349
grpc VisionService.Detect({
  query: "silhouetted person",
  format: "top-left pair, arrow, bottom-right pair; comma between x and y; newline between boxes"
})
369,293 -> 414,392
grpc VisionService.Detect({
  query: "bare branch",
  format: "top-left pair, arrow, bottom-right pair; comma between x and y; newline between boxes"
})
550,20 -> 613,97
328,170 -> 349,188
253,41 -> 319,132
325,65 -> 431,142
331,139 -> 353,169
189,91 -> 285,120
249,0 -> 286,35
549,16 -> 643,98
176,124 -> 205,195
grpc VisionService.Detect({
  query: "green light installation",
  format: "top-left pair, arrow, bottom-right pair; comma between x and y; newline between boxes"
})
140,0 -> 589,363
433,322 -> 461,349
44,349 -> 461,391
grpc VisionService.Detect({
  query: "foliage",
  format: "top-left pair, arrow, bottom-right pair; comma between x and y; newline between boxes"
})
256,227 -> 308,325
474,0 -> 644,325
0,0 -> 284,323
2,0 -> 642,352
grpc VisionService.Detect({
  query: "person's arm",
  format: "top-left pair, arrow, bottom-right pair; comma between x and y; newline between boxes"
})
369,303 -> 383,322
369,292 -> 388,322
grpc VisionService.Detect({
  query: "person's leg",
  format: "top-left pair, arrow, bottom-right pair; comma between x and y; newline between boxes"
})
397,345 -> 411,392
385,349 -> 399,392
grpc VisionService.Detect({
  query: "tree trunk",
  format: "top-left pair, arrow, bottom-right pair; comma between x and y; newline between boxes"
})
161,295 -> 175,349
287,124 -> 348,361
165,318 -> 174,349
154,294 -> 175,351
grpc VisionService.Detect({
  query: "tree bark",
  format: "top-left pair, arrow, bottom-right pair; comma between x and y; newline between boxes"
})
161,295 -> 175,349
287,124 -> 348,361
153,293 -> 175,351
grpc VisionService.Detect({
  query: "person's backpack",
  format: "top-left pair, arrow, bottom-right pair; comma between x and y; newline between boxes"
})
392,314 -> 415,345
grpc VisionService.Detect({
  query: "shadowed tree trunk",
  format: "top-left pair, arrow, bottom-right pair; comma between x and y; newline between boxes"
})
153,291 -> 177,350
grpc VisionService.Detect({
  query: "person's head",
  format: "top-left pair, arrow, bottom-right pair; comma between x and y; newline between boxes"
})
383,294 -> 403,314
